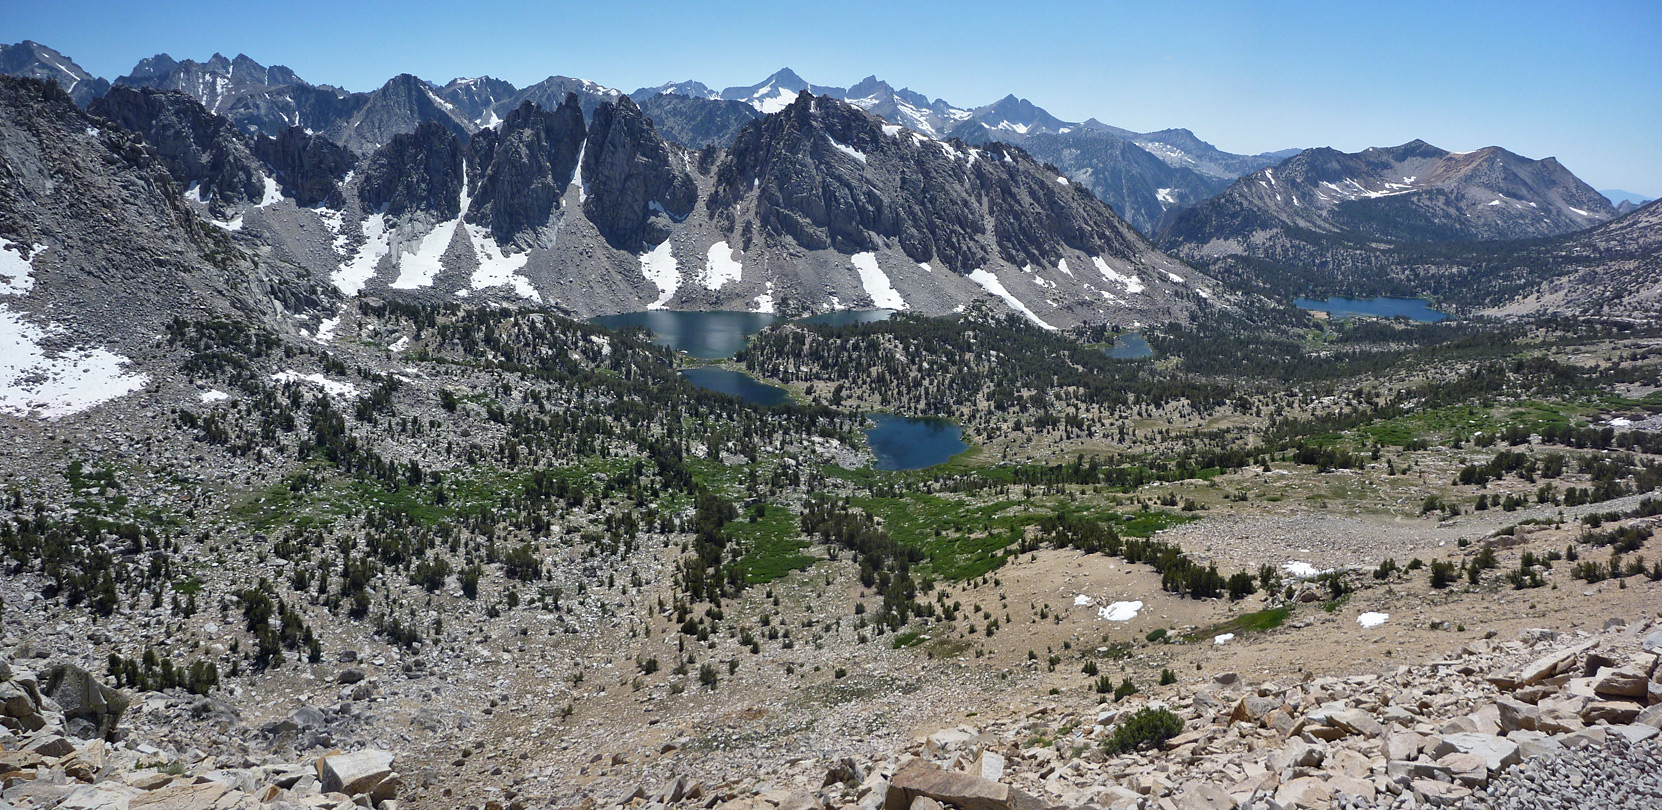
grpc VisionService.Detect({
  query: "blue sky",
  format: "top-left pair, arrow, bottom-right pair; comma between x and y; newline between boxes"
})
7,0 -> 1659,195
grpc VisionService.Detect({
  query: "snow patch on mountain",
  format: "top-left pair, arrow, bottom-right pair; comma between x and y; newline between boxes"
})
640,240 -> 679,309
0,240 -> 40,296
333,213 -> 392,296
464,224 -> 540,301
751,85 -> 797,114
314,315 -> 340,343
850,252 -> 906,310
270,370 -> 359,398
1092,257 -> 1145,294
393,164 -> 473,291
968,269 -> 1054,331
390,216 -> 461,290
702,241 -> 743,291
826,134 -> 867,164
0,306 -> 150,419
257,175 -> 283,207
752,281 -> 775,314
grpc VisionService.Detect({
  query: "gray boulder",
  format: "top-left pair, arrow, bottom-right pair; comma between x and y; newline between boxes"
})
40,665 -> 129,740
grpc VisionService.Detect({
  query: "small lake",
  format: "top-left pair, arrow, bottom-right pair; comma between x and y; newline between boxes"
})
866,414 -> 968,471
679,367 -> 791,407
591,311 -> 778,359
597,309 -> 959,471
1105,333 -> 1154,359
1294,297 -> 1447,322
800,309 -> 896,327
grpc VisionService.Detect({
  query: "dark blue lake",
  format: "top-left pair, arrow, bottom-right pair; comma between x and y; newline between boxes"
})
866,414 -> 968,471
679,367 -> 791,407
1106,334 -> 1154,359
800,309 -> 896,327
591,311 -> 778,359
1294,297 -> 1447,322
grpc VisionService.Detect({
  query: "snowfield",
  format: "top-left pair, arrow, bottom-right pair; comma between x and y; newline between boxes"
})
463,224 -> 540,301
640,241 -> 679,309
314,316 -> 341,344
1356,612 -> 1389,629
1098,601 -> 1143,622
751,281 -> 775,314
850,252 -> 907,310
826,134 -> 867,164
333,213 -> 392,296
1092,257 -> 1145,294
0,306 -> 150,419
702,242 -> 743,291
968,268 -> 1054,330
0,239 -> 39,296
270,370 -> 359,399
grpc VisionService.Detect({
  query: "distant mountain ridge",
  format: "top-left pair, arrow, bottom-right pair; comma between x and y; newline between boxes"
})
0,43 -> 1637,324
0,41 -> 109,106
634,68 -> 1298,233
1154,139 -> 1620,302
1,69 -> 1218,334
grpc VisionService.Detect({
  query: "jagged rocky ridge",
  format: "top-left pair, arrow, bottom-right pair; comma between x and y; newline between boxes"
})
641,69 -> 1297,234
9,70 -> 1211,327
0,41 -> 108,107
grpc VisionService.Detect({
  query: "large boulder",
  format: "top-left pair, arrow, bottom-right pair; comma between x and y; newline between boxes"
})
1430,733 -> 1521,772
1515,639 -> 1600,686
1592,666 -> 1649,699
317,749 -> 398,800
883,760 -> 1043,810
40,665 -> 129,740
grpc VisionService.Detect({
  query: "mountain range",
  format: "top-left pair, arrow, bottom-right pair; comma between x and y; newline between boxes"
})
0,65 -> 1211,347
630,68 -> 1300,233
0,40 -> 1653,334
1155,140 -> 1620,301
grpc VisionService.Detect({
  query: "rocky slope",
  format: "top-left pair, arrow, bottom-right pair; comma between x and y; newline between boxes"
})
0,76 -> 337,421
820,620 -> 1662,810
0,644 -> 406,810
88,86 -> 273,219
1012,131 -> 1230,234
1164,140 -> 1615,246
1486,199 -> 1662,319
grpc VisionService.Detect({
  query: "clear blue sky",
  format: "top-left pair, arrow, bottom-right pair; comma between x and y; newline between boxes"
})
7,0 -> 1659,194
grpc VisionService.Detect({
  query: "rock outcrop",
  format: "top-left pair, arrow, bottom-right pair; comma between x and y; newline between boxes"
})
465,96 -> 586,247
251,125 -> 357,207
580,95 -> 697,253
358,120 -> 466,220
89,85 -> 268,218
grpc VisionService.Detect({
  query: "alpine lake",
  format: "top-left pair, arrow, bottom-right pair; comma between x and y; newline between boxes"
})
591,310 -> 967,471
1294,296 -> 1448,322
